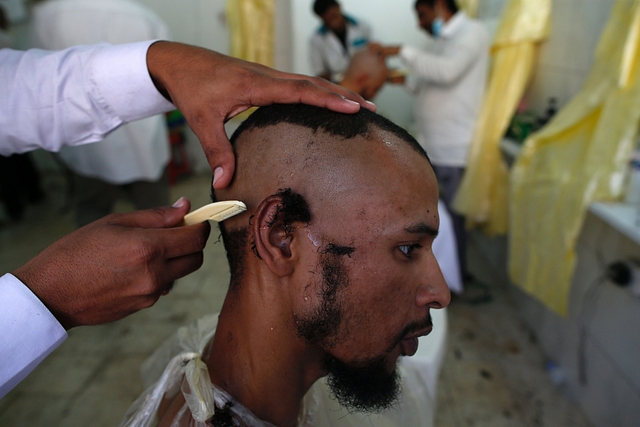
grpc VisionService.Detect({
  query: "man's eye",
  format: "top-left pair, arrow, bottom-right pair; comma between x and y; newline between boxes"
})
399,243 -> 422,258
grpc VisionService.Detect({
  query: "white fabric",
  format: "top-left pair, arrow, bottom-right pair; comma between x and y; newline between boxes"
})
0,41 -> 174,157
121,311 -> 446,426
434,199 -> 463,294
0,41 -> 174,397
32,0 -> 171,183
400,11 -> 489,167
0,30 -> 11,49
309,15 -> 371,80
0,274 -> 67,399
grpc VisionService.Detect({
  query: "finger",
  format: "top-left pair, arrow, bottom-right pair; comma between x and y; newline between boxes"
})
106,200 -> 192,229
152,221 -> 211,260
244,66 -> 372,111
194,122 -> 237,190
285,75 -> 377,112
249,77 -> 374,114
160,251 -> 206,284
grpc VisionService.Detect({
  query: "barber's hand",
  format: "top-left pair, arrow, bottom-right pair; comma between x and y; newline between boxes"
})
12,198 -> 210,329
370,43 -> 401,58
146,41 -> 375,190
387,69 -> 407,84
368,42 -> 385,56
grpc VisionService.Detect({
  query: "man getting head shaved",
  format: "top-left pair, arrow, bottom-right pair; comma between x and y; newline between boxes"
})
339,49 -> 389,100
121,104 -> 450,427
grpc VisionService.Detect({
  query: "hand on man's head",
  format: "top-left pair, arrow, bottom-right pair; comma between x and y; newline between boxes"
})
146,41 -> 375,190
12,198 -> 210,329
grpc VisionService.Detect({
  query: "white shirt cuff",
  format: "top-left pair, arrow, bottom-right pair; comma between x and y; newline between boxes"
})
0,273 -> 67,399
89,40 -> 175,123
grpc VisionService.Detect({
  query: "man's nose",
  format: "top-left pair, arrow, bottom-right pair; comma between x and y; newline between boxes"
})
416,254 -> 451,309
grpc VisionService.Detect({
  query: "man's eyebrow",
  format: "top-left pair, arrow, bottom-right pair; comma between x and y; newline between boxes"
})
404,222 -> 439,237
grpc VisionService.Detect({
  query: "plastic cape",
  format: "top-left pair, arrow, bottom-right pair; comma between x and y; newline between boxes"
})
452,0 -> 550,235
509,0 -> 640,316
226,0 -> 274,67
119,314 -> 435,427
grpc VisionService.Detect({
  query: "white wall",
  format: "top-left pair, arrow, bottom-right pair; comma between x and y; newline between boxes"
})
135,0 -> 229,53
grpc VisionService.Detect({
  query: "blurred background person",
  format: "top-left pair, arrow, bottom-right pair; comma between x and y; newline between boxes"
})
0,1 -> 44,222
309,0 -> 371,82
31,0 -> 172,227
337,48 -> 388,100
379,0 -> 490,282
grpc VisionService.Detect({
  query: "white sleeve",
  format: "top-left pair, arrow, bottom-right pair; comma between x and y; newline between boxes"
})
309,35 -> 327,77
0,273 -> 67,399
0,40 -> 175,156
399,35 -> 483,86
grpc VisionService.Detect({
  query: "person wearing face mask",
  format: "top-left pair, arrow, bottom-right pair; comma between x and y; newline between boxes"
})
374,0 -> 489,283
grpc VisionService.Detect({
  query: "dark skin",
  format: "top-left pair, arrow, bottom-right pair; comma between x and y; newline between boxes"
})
13,199 -> 210,329
157,123 -> 450,427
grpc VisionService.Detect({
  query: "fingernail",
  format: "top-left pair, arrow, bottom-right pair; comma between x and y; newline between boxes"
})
344,98 -> 360,106
172,197 -> 186,208
365,100 -> 377,111
212,167 -> 223,187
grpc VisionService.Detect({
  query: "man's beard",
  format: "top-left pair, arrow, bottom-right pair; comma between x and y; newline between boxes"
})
323,354 -> 401,413
294,250 -> 401,413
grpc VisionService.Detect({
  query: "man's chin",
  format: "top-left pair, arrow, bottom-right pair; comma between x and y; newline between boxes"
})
324,355 -> 401,414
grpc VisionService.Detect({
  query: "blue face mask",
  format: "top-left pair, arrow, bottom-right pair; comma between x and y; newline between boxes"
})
432,17 -> 444,38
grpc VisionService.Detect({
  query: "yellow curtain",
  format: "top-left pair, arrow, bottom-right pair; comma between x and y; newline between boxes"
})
456,0 -> 479,17
509,0 -> 640,316
226,0 -> 274,67
452,0 -> 550,235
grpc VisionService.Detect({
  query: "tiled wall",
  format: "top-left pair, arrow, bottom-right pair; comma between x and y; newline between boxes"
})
476,0 -> 616,116
522,0 -> 616,116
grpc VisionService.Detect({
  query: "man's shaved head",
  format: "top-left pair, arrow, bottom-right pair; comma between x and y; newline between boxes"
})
341,50 -> 389,100
213,104 -> 430,286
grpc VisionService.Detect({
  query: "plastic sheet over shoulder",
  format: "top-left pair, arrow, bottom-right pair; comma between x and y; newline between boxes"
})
119,314 -> 435,427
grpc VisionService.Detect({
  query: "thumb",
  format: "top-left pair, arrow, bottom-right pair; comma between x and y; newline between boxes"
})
107,197 -> 192,229
197,123 -> 236,190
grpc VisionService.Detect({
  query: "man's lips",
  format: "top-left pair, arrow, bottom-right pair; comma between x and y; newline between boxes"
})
400,325 -> 433,357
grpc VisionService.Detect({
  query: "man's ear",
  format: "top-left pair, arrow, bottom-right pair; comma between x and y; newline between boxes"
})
252,195 -> 296,277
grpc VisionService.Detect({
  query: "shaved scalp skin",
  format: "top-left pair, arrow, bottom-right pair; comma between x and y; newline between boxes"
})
213,104 -> 431,284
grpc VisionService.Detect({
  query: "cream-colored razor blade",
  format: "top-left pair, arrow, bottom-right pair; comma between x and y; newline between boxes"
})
182,201 -> 246,225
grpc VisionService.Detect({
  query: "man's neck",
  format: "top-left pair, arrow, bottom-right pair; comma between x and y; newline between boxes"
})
205,276 -> 326,427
